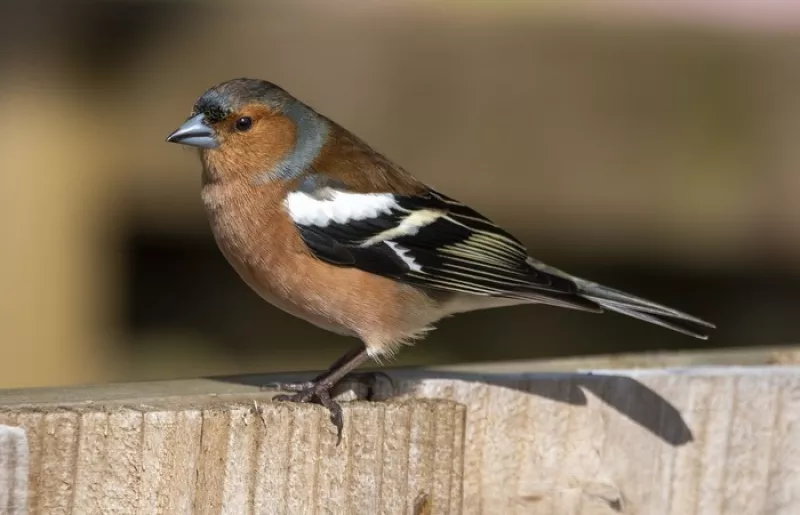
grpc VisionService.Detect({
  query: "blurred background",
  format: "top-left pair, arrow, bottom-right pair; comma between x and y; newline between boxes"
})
0,0 -> 798,389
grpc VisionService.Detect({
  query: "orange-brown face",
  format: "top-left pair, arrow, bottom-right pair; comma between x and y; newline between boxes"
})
166,79 -> 301,183
200,103 -> 297,183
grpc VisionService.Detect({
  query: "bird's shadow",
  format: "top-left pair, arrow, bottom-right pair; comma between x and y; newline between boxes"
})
213,369 -> 693,447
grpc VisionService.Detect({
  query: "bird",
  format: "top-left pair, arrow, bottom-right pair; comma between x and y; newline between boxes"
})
166,78 -> 715,442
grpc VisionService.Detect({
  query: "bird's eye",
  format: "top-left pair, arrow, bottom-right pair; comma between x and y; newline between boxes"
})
234,116 -> 253,132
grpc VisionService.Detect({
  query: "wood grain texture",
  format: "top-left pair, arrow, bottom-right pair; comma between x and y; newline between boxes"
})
0,398 -> 465,515
0,425 -> 27,515
382,366 -> 800,515
1,351 -> 799,514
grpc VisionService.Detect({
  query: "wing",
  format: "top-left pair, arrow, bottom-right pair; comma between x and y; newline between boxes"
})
285,186 -> 601,311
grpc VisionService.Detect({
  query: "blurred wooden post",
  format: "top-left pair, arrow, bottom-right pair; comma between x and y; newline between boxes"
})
1,347 -> 800,514
0,80 -> 119,389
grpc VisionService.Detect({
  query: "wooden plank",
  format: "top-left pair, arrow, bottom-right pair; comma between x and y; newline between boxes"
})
383,366 -> 800,515
411,344 -> 800,374
0,395 -> 465,515
0,345 -> 795,409
1,347 -> 799,514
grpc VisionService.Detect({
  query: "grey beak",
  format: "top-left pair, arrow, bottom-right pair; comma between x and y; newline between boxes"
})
166,113 -> 219,149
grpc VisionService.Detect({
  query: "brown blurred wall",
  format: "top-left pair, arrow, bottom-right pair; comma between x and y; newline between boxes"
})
0,1 -> 798,389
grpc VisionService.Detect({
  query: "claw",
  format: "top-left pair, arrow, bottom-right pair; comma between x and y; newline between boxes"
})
268,370 -> 396,444
264,345 -> 374,446
272,381 -> 345,444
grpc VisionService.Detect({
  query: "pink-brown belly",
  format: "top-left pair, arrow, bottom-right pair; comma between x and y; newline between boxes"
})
210,224 -> 357,337
202,183 -> 442,354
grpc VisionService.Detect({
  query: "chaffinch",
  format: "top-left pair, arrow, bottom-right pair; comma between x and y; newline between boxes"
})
167,78 -> 715,442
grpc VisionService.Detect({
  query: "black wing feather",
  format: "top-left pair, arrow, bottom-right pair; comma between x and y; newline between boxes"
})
292,188 -> 599,311
297,224 -> 413,277
290,186 -> 714,338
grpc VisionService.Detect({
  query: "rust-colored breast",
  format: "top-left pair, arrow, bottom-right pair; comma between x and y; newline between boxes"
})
201,176 -> 438,354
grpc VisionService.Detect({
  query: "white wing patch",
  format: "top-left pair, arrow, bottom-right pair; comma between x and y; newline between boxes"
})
361,208 -> 445,246
285,191 -> 397,227
385,241 -> 422,272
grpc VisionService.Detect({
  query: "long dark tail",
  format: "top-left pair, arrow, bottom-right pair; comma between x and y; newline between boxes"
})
524,257 -> 715,339
578,281 -> 715,339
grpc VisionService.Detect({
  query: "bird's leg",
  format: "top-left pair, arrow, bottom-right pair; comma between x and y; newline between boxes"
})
272,344 -> 368,392
271,344 -> 370,444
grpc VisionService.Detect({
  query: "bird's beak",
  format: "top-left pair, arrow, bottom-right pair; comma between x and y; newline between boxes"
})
166,113 -> 219,149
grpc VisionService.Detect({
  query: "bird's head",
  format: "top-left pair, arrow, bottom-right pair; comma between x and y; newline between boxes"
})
167,78 -> 327,183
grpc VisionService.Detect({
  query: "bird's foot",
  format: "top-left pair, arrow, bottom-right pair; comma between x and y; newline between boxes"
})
269,372 -> 394,445
272,379 -> 345,444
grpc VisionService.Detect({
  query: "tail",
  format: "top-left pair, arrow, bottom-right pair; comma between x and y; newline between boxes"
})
525,257 -> 715,339
578,281 -> 715,339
